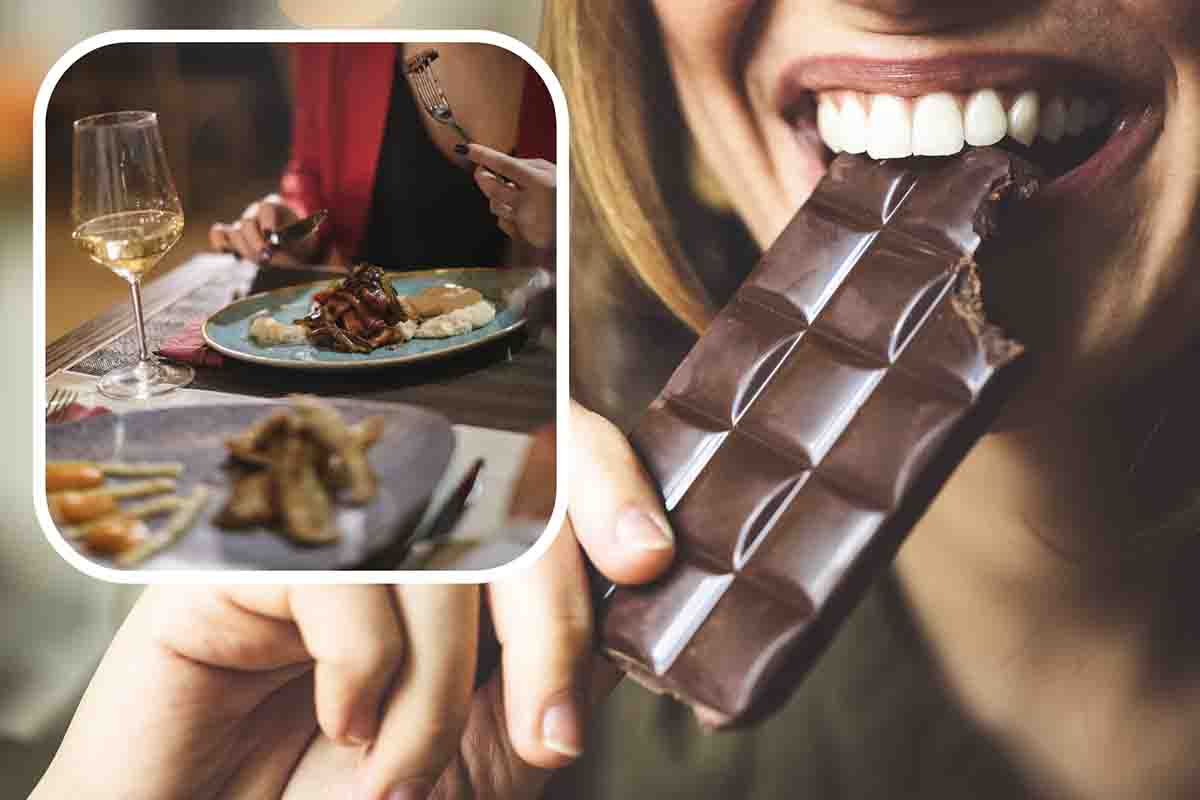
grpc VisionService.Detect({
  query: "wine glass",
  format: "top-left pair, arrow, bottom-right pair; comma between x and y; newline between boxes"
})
71,110 -> 193,399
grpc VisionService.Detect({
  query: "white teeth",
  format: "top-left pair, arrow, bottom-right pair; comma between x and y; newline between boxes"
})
867,94 -> 912,159
1065,97 -> 1088,136
816,96 -> 843,153
814,88 -> 1110,157
912,92 -> 964,155
839,95 -> 868,154
1007,91 -> 1040,146
1041,97 -> 1067,142
963,89 -> 1007,147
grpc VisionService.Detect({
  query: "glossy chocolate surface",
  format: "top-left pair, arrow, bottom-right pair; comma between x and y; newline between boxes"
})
600,150 -> 1038,727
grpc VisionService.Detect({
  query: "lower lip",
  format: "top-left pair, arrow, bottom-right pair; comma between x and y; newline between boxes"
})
1036,104 -> 1163,202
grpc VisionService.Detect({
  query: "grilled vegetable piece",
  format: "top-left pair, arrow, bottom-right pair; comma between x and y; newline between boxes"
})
225,408 -> 291,466
49,492 -> 117,525
117,486 -> 211,567
290,396 -> 377,504
84,516 -> 150,556
324,415 -> 386,489
275,428 -> 339,545
217,469 -> 277,528
46,462 -> 106,492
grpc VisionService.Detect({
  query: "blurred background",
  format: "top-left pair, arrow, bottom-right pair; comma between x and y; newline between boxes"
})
44,43 -> 292,337
1,1 -> 543,795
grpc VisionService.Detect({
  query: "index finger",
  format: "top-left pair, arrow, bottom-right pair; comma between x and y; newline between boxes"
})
569,402 -> 676,585
357,584 -> 479,800
464,144 -> 536,185
239,204 -> 268,254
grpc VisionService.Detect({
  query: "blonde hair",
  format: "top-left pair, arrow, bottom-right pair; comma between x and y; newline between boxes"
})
541,0 -> 715,332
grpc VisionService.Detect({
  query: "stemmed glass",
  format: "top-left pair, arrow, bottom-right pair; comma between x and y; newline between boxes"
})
71,111 -> 193,399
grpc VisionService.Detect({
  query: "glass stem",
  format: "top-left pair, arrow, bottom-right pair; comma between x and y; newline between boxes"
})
129,279 -> 152,365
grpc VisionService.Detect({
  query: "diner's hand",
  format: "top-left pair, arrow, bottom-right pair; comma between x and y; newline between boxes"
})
281,402 -> 677,800
31,403 -> 675,800
209,193 -> 318,266
465,144 -> 557,252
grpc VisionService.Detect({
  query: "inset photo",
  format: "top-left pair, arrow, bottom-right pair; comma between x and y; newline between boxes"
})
37,34 -> 564,576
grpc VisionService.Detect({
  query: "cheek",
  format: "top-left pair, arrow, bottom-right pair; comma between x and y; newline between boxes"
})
1117,0 -> 1200,48
650,0 -> 756,68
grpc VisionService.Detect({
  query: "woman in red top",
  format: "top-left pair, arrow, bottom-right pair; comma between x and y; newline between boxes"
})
209,43 -> 556,268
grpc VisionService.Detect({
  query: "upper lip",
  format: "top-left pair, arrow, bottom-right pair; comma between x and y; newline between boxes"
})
775,53 -> 1148,113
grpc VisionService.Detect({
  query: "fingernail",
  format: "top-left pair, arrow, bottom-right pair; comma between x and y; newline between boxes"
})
454,143 -> 469,155
345,710 -> 376,746
383,780 -> 433,800
257,246 -> 273,264
614,508 -> 674,551
541,701 -> 584,758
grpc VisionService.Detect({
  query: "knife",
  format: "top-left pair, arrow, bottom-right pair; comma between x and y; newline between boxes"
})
257,209 -> 329,264
415,458 -> 486,545
355,458 -> 485,570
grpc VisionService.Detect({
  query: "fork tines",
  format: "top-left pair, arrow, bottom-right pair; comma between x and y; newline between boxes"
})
45,388 -> 78,423
404,50 -> 453,119
403,48 -> 439,74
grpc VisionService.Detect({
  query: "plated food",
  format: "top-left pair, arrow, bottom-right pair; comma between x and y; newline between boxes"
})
248,264 -> 496,353
45,398 -> 455,569
46,460 -> 209,567
204,266 -> 530,371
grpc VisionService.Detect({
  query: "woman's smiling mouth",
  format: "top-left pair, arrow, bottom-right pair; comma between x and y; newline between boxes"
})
777,54 -> 1164,195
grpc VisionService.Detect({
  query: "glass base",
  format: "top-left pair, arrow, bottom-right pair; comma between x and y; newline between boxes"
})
96,359 -> 194,400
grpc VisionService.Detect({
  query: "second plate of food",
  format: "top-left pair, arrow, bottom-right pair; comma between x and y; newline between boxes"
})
45,397 -> 455,571
203,266 -> 533,370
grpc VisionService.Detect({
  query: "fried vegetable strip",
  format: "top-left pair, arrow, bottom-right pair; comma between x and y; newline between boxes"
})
98,461 -> 185,478
117,486 -> 211,567
64,495 -> 186,541
60,478 -> 177,501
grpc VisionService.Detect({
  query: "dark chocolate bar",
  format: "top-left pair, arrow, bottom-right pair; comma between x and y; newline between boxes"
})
599,150 -> 1038,728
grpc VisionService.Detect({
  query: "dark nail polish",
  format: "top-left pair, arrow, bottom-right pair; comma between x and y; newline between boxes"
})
454,143 -> 469,155
258,246 -> 273,265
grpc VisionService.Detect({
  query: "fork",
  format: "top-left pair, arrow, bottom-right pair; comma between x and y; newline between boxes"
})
405,49 -> 473,143
405,50 -> 517,187
45,388 -> 77,423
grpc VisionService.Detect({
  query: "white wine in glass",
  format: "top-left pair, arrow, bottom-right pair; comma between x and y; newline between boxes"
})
71,111 -> 193,399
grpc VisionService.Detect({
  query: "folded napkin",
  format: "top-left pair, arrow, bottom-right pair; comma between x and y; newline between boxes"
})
48,402 -> 110,424
156,318 -> 224,367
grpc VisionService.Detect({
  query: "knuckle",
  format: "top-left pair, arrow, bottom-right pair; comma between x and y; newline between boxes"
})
548,604 -> 593,653
327,633 -> 404,679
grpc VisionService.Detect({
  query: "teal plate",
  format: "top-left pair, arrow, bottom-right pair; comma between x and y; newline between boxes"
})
203,267 -> 531,370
